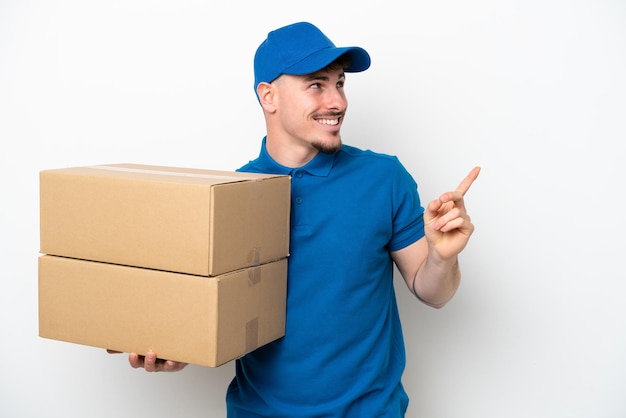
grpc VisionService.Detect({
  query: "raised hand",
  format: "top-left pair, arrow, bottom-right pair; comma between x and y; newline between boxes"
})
424,166 -> 481,260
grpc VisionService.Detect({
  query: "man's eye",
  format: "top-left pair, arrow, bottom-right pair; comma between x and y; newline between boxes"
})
310,83 -> 321,89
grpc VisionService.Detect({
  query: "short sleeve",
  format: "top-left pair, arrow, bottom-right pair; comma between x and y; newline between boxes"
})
387,158 -> 425,251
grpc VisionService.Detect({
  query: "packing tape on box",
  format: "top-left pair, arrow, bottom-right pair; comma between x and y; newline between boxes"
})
247,247 -> 261,269
90,165 -> 245,181
248,264 -> 261,287
246,317 -> 259,353
246,180 -> 264,264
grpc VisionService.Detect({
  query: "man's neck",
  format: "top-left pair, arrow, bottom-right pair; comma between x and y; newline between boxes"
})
265,136 -> 319,168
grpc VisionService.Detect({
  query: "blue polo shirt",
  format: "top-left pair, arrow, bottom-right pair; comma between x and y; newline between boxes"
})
227,138 -> 425,417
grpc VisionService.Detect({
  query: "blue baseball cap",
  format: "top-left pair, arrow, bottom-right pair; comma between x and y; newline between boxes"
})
253,22 -> 371,97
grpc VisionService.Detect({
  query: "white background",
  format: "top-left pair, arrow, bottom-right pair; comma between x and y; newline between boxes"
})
1,1 -> 625,417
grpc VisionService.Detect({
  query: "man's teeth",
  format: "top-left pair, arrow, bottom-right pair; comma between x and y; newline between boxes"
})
318,119 -> 339,126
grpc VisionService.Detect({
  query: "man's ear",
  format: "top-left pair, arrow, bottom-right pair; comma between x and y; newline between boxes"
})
257,82 -> 276,112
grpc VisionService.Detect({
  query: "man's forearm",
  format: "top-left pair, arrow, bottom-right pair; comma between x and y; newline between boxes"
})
412,256 -> 461,308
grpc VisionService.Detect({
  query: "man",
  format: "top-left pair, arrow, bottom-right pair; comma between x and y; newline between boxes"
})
124,22 -> 480,417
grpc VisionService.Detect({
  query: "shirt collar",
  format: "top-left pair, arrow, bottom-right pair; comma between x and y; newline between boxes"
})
259,137 -> 335,177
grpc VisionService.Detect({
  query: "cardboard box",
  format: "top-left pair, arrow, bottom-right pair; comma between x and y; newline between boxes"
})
40,163 -> 290,276
38,255 -> 288,367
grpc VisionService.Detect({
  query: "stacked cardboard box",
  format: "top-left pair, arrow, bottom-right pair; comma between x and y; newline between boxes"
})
38,163 -> 290,367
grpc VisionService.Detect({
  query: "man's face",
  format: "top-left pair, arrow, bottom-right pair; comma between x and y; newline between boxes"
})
272,66 -> 348,154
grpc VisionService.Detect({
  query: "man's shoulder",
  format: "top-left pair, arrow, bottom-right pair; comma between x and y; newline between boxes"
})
236,159 -> 258,173
237,156 -> 271,174
341,144 -> 398,159
339,144 -> 403,169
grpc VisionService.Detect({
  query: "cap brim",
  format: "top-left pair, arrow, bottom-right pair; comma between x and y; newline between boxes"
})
283,46 -> 371,76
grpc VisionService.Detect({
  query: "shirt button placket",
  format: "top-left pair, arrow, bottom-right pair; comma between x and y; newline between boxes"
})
293,170 -> 304,205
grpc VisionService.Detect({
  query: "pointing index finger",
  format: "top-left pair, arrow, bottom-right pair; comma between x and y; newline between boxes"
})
456,166 -> 481,196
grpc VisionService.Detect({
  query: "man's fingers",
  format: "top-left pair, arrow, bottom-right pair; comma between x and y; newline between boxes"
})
163,359 -> 188,372
456,166 -> 481,196
128,352 -> 149,369
143,351 -> 158,372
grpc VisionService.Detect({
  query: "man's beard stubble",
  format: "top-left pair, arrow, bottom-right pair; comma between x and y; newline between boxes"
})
312,136 -> 342,154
